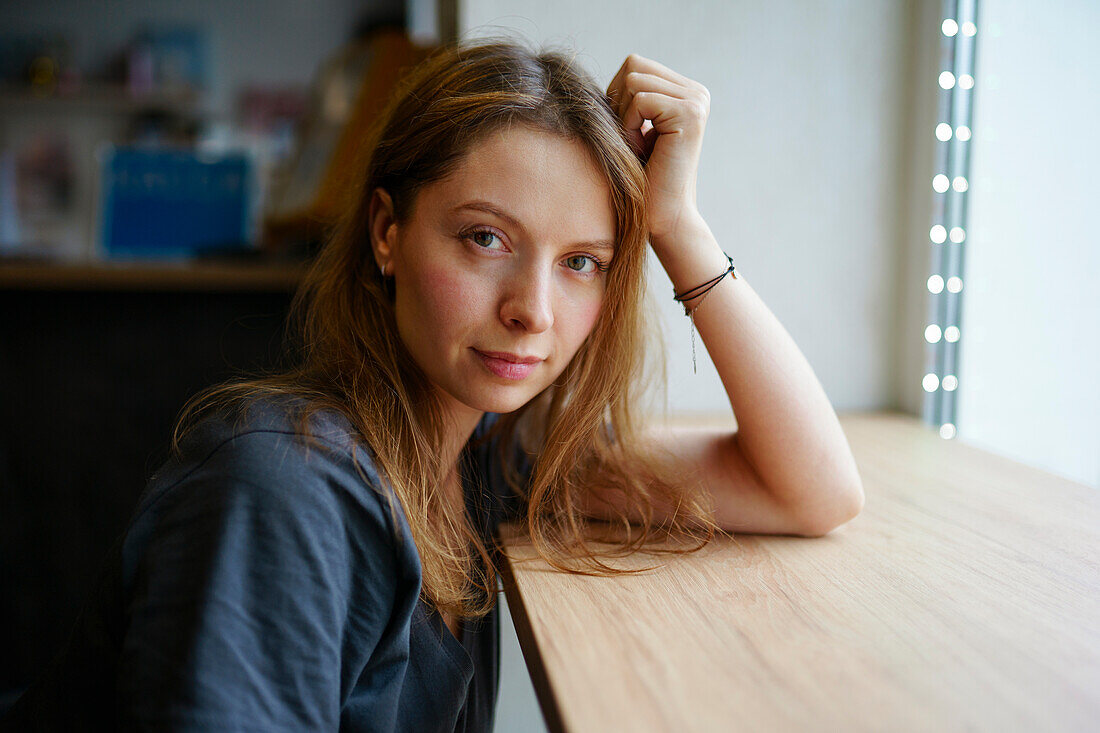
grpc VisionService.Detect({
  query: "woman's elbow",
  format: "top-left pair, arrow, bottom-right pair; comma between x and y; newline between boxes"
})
800,482 -> 865,537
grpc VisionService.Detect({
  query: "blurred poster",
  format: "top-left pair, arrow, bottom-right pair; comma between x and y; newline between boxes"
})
98,146 -> 253,260
0,131 -> 76,256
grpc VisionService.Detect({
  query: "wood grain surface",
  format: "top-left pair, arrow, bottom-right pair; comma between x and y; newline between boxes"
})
497,411 -> 1100,732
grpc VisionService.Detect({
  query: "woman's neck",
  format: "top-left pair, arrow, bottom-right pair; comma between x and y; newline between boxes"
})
431,398 -> 484,528
437,395 -> 485,481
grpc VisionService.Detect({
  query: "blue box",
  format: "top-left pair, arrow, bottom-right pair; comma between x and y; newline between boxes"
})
98,146 -> 253,260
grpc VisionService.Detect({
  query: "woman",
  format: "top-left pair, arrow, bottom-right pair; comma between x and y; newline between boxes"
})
1,38 -> 863,731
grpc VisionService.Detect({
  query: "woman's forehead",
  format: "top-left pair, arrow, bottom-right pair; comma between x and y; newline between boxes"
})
423,126 -> 617,242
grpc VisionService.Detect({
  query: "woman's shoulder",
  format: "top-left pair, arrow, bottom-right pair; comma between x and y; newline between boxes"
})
170,392 -> 357,456
159,393 -> 364,475
99,395 -> 423,730
138,393 -> 406,547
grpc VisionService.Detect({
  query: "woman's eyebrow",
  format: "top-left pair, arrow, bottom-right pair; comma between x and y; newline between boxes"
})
450,200 -> 616,253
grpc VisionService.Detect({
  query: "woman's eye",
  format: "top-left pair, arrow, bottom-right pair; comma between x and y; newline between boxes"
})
564,254 -> 600,274
466,228 -> 505,250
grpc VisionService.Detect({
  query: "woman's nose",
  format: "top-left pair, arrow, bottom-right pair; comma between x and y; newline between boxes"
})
499,266 -> 554,333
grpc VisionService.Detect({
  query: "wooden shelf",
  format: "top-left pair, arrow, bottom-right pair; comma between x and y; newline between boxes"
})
0,83 -> 199,115
0,260 -> 308,292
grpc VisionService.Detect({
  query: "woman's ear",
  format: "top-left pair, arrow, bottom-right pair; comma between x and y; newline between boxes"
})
368,187 -> 398,274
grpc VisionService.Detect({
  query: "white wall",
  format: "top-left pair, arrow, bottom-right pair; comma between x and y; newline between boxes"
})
958,0 -> 1100,488
460,0 -> 919,416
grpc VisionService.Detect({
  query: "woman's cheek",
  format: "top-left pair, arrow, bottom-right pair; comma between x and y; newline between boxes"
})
565,293 -> 604,349
414,263 -> 487,330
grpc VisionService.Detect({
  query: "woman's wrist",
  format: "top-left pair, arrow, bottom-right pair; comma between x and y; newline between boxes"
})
648,212 -> 732,296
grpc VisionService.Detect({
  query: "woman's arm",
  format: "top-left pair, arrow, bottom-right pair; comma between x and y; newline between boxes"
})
647,215 -> 865,537
586,54 -> 864,536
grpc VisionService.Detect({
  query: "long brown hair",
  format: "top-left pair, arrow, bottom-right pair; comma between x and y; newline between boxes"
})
172,36 -> 720,620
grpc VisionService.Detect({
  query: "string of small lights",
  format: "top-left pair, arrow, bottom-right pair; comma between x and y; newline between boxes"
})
923,0 -> 979,440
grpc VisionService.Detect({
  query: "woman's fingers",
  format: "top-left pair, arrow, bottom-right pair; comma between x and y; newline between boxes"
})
607,53 -> 700,100
606,54 -> 710,239
607,54 -> 708,115
622,90 -> 708,143
607,57 -> 710,162
613,71 -> 688,119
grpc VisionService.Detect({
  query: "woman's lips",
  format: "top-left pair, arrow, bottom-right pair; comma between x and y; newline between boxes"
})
473,349 -> 542,380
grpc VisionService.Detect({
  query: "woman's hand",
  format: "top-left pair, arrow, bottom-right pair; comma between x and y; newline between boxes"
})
606,54 -> 711,247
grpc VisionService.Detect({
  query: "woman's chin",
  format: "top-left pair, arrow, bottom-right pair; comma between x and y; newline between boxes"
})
452,382 -> 544,416
472,391 -> 537,415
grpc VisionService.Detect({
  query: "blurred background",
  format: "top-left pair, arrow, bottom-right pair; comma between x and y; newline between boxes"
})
0,0 -> 1096,730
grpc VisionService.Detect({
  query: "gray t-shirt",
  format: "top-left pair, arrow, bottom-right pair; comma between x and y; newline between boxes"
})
1,396 -> 529,732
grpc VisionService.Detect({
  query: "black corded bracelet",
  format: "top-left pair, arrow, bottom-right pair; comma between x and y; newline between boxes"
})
672,252 -> 738,374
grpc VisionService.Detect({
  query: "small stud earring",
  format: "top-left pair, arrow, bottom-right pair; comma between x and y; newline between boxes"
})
380,263 -> 388,277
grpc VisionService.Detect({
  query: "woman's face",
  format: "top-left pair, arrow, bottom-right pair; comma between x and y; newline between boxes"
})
375,124 -> 617,425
